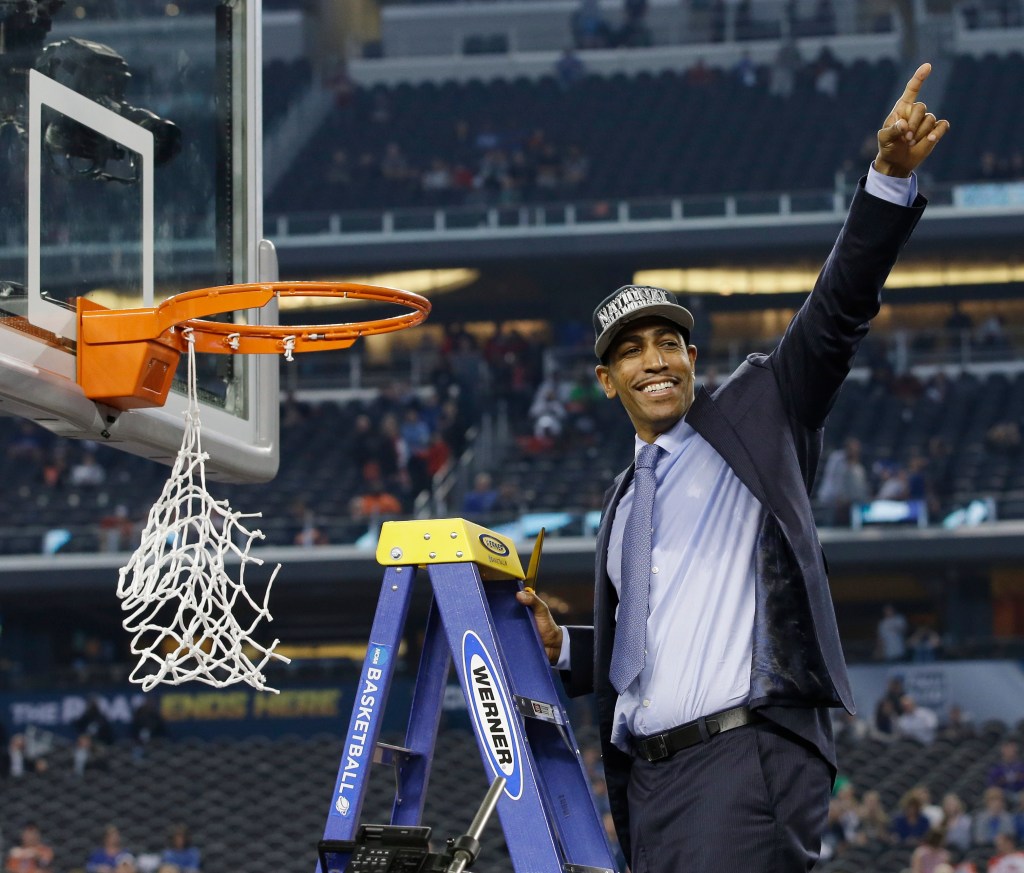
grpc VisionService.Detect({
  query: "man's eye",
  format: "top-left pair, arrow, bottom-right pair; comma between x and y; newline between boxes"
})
661,341 -> 681,350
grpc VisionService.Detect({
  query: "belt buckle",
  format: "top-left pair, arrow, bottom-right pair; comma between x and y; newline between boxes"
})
645,733 -> 669,762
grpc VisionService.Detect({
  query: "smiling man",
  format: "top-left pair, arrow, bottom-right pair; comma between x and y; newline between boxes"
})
518,63 -> 950,872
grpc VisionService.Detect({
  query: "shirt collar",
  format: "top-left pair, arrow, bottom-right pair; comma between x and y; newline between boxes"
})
632,415 -> 693,461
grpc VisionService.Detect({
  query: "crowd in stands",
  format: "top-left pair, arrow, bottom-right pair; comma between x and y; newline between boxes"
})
820,681 -> 1024,873
1,305 -> 1022,555
2,698 -> 199,873
299,45 -> 885,214
1,821 -> 200,873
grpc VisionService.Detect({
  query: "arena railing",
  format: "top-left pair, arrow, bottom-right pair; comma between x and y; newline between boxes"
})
3,182 -> 1020,288
265,179 -> 1024,245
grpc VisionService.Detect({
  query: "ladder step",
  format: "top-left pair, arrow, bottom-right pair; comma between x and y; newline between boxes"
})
373,743 -> 417,766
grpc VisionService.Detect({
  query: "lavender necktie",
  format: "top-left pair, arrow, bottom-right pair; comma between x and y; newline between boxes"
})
610,442 -> 661,694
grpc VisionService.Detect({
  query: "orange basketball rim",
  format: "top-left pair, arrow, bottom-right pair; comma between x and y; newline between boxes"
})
76,281 -> 431,410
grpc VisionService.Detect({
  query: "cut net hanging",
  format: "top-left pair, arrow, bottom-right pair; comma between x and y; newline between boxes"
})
118,329 -> 290,692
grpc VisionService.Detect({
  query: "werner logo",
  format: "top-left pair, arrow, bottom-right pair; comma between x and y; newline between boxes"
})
462,631 -> 522,800
478,534 -> 510,557
332,642 -> 390,816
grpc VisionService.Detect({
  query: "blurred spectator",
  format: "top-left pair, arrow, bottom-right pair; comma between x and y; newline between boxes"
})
8,728 -> 53,777
74,697 -> 115,745
86,827 -> 131,873
945,303 -> 973,344
817,437 -> 869,526
977,314 -> 1010,352
832,782 -> 864,849
911,828 -> 951,873
351,480 -> 403,521
70,451 -> 106,487
877,605 -> 908,661
563,145 -> 590,188
99,505 -> 135,553
989,833 -> 1024,872
874,696 -> 898,739
685,58 -> 717,87
875,461 -> 910,500
530,384 -> 567,441
461,472 -> 500,517
423,430 -> 452,479
733,50 -> 758,87
812,47 -> 840,98
421,158 -> 453,196
897,695 -> 939,745
555,48 -> 586,89
293,509 -> 329,546
893,790 -> 931,845
974,788 -> 1016,847
73,734 -> 103,777
617,0 -> 651,46
158,825 -> 200,873
351,414 -> 382,479
858,789 -> 893,844
986,421 -> 1021,454
940,705 -> 976,743
325,149 -> 351,188
942,793 -> 974,854
834,710 -> 872,744
907,453 -> 936,516
989,742 -> 1024,799
769,35 -> 802,98
571,0 -> 611,48
41,446 -> 67,488
8,734 -> 27,778
130,699 -> 166,759
5,823 -> 53,873
380,143 -> 412,182
909,624 -> 942,662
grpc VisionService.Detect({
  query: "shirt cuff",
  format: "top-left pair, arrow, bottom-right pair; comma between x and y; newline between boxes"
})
555,626 -> 571,670
865,163 -> 917,207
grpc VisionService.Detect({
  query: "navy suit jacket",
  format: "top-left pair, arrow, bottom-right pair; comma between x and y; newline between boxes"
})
564,179 -> 926,858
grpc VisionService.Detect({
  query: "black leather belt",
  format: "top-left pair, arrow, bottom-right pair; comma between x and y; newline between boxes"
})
634,705 -> 762,762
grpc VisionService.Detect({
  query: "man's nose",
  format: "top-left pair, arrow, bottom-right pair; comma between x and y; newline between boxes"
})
641,343 -> 668,369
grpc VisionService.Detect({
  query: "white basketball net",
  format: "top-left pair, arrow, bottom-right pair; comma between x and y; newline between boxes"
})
118,329 -> 290,692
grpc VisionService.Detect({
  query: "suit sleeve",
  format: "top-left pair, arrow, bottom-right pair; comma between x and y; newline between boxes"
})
769,177 -> 926,429
560,625 -> 595,697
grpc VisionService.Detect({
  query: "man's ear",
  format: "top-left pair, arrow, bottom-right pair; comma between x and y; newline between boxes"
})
595,364 -> 616,399
689,344 -> 698,367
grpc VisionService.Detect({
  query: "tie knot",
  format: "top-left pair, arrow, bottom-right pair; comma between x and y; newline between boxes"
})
635,443 -> 660,470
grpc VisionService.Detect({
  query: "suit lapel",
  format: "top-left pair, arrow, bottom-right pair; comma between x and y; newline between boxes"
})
684,386 -> 773,511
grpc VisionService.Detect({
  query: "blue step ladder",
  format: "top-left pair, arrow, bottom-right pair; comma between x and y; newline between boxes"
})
316,518 -> 619,873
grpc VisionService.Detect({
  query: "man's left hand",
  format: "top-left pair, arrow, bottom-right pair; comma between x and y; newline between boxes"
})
875,62 -> 951,178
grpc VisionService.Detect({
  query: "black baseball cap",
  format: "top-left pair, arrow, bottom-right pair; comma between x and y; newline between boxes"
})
593,285 -> 694,360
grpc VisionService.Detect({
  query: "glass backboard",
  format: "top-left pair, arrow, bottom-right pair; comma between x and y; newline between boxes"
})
0,0 -> 278,482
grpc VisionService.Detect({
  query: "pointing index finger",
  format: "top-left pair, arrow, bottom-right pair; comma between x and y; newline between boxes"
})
898,62 -> 932,106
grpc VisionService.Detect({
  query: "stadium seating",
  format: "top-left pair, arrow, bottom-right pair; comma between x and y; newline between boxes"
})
265,59 -> 903,214
0,367 -> 1022,555
2,714 -> 1022,873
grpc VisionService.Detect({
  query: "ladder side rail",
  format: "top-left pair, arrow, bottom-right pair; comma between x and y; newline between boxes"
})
391,598 -> 452,826
485,581 -> 620,871
427,562 -> 566,873
318,565 -> 418,861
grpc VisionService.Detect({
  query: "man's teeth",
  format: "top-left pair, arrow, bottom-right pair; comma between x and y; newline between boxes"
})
643,382 -> 673,393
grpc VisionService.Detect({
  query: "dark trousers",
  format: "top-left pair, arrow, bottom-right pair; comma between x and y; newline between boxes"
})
626,720 -> 830,873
